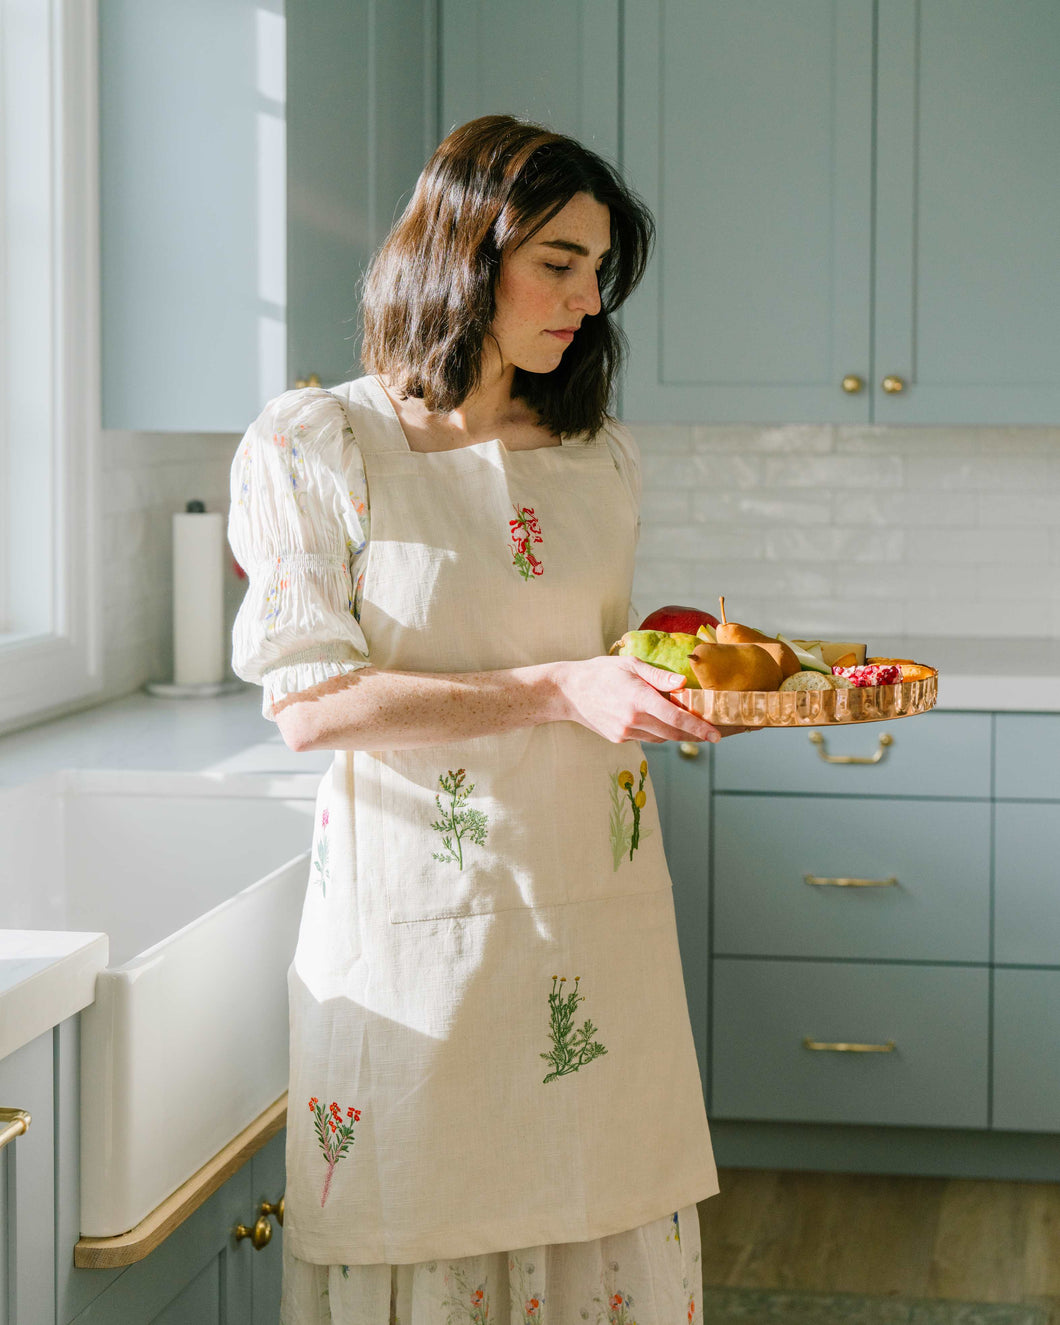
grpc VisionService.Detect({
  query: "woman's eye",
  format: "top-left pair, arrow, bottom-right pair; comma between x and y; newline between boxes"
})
545,263 -> 572,274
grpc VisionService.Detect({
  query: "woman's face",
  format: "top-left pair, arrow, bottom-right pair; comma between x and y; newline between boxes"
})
490,191 -> 611,376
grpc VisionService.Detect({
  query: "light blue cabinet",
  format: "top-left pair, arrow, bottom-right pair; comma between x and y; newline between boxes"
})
287,0 -> 438,391
621,0 -> 1060,424
622,1 -> 875,425
440,0 -> 619,161
99,0 -> 286,432
652,708 -> 1060,1174
711,959 -> 989,1129
100,0 -> 436,430
1,1014 -> 285,1325
0,1032 -> 55,1325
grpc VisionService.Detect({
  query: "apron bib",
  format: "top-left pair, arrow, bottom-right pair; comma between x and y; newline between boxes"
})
282,375 -> 718,1265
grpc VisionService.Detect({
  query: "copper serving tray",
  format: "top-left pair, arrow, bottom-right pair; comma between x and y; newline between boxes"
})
670,670 -> 937,728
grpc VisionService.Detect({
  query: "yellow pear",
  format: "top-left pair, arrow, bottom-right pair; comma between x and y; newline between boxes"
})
713,598 -> 800,678
688,641 -> 783,692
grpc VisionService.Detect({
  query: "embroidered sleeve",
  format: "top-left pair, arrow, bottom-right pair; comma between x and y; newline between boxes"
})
228,387 -> 372,721
601,419 -> 643,630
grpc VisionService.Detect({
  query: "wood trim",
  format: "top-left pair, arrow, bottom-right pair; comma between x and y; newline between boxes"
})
74,1094 -> 287,1269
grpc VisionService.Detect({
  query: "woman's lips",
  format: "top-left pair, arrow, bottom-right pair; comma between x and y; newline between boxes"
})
547,329 -> 576,344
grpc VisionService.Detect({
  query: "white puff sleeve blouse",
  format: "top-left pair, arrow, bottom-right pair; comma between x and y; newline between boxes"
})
228,382 -> 643,720
228,387 -> 372,721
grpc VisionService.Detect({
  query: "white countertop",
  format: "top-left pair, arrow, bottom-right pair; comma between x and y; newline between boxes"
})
882,636 -> 1060,711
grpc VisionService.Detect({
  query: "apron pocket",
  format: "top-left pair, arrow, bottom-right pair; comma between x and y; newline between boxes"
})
357,731 -> 669,926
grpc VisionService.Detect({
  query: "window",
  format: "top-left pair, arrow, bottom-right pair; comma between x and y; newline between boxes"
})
0,0 -> 101,731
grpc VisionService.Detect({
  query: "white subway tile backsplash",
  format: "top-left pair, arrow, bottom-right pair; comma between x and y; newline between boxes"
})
630,420 -> 1060,639
86,413 -> 1060,724
692,424 -> 833,455
763,454 -> 904,490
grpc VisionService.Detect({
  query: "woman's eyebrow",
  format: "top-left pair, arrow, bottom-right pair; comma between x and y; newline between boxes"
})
539,239 -> 611,260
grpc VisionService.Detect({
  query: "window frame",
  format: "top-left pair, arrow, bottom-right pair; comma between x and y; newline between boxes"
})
0,0 -> 102,734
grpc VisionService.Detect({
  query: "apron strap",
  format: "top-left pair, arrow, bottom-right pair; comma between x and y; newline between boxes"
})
327,377 -> 411,455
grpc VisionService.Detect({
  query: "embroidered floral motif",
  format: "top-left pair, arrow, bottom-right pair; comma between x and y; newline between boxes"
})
441,1261 -> 491,1323
312,807 -> 331,895
509,505 -> 544,579
430,769 -> 489,869
237,442 -> 252,507
273,429 -> 306,493
263,555 -> 290,634
308,1096 -> 361,1207
541,976 -> 607,1083
508,1256 -> 544,1323
606,1290 -> 637,1325
668,1210 -> 681,1243
608,761 -> 652,869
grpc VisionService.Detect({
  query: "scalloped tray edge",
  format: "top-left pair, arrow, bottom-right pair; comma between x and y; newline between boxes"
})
670,672 -> 938,727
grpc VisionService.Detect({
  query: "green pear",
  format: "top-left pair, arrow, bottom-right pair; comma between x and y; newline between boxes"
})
613,630 -> 701,687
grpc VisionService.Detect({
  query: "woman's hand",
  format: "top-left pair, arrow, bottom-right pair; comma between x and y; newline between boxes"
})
552,655 -> 737,745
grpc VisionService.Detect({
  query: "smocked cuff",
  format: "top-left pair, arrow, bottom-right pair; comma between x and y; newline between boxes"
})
260,650 -> 370,721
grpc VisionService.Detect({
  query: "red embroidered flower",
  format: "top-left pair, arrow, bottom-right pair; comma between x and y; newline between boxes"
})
321,807 -> 329,829
509,505 -> 544,580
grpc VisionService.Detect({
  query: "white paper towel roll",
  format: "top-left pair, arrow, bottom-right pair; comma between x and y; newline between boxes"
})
173,506 -> 225,685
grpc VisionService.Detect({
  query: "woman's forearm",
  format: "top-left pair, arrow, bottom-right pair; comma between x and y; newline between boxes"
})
275,663 -> 569,752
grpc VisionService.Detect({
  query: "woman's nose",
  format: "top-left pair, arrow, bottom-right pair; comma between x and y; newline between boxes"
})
569,272 -> 602,317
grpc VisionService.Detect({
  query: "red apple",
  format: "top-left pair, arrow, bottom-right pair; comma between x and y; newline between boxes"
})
638,604 -> 720,634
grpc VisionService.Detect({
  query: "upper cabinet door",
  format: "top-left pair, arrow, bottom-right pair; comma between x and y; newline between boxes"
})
440,0 -> 619,161
621,1 -> 875,424
875,1 -> 1060,425
287,0 -> 438,391
100,0 -> 436,431
100,0 -> 287,432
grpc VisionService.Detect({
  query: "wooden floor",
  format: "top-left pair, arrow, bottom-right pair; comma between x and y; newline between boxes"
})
698,1167 -> 1060,1322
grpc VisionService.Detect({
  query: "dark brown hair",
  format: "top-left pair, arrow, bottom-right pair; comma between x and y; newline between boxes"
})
360,115 -> 654,438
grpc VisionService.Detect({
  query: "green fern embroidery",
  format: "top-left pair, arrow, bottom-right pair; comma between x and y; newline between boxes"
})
430,768 -> 488,869
540,976 -> 608,1084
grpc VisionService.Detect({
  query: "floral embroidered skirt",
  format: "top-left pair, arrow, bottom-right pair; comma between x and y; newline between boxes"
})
279,1203 -> 703,1324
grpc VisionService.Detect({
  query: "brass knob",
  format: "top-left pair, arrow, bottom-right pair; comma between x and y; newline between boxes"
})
881,375 -> 905,393
677,742 -> 701,759
260,1195 -> 284,1226
841,374 -> 864,394
294,373 -> 322,388
235,1214 -> 273,1250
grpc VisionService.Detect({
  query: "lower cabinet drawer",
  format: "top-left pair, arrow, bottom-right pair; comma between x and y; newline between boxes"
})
714,795 -> 990,961
711,958 -> 988,1129
993,969 -> 1060,1132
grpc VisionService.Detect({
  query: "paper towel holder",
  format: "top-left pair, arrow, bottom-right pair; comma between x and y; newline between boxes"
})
144,498 -> 248,700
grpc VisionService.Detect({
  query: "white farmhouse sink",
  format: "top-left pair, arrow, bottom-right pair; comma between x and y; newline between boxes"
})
0,765 -> 323,1236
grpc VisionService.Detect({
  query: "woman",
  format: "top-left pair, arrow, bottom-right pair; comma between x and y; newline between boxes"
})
229,115 -> 733,1325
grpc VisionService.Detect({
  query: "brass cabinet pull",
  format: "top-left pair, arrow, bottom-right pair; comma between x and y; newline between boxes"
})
881,375 -> 906,393
235,1214 -> 273,1250
0,1108 -> 31,1151
677,741 -> 701,759
803,1037 -> 896,1053
804,873 -> 898,888
808,731 -> 893,764
841,374 -> 864,393
260,1194 -> 284,1226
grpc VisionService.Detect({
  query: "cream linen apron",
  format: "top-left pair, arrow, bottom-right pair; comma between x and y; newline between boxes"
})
283,374 -> 718,1267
